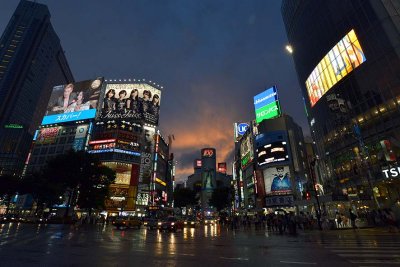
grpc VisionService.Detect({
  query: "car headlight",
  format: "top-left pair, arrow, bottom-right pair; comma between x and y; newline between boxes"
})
171,222 -> 175,226
184,221 -> 187,224
205,220 -> 208,223
144,222 -> 148,225
158,222 -> 162,225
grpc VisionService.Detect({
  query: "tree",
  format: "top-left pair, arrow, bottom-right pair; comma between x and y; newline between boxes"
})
0,174 -> 21,213
37,150 -> 115,215
209,187 -> 233,211
173,188 -> 198,208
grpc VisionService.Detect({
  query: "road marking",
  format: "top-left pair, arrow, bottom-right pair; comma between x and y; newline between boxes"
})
325,246 -> 400,249
349,260 -> 400,264
220,257 -> 249,261
338,254 -> 400,258
279,261 -> 317,265
331,249 -> 400,253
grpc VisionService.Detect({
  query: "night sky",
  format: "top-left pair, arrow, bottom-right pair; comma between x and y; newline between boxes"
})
0,0 -> 309,182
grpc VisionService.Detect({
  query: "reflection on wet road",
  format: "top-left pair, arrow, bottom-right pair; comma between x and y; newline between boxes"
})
1,222 -> 399,266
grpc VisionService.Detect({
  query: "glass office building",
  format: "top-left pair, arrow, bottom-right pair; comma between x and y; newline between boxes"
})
282,0 -> 400,208
0,0 -> 73,176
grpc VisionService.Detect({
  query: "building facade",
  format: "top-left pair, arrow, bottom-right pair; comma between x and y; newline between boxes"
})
0,0 -> 73,176
282,0 -> 400,209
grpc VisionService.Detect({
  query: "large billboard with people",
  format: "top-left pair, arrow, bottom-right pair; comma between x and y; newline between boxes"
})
263,166 -> 291,195
42,79 -> 103,125
100,83 -> 161,126
305,29 -> 366,107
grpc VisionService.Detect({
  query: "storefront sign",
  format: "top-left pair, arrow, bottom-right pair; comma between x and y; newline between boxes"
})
265,195 -> 294,207
382,166 -> 400,178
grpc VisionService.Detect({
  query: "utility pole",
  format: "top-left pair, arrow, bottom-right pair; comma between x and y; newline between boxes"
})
309,158 -> 322,231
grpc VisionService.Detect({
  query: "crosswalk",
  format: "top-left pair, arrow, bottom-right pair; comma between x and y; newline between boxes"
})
320,234 -> 400,266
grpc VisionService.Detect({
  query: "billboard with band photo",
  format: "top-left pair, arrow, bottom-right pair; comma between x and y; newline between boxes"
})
99,83 -> 161,126
263,165 -> 292,195
42,78 -> 103,125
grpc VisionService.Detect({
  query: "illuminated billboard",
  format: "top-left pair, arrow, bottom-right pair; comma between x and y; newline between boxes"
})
254,86 -> 281,123
240,134 -> 254,169
306,29 -> 366,107
263,165 -> 291,195
42,79 -> 103,125
233,122 -> 249,142
100,83 -> 161,126
218,162 -> 227,173
36,127 -> 60,144
257,141 -> 289,166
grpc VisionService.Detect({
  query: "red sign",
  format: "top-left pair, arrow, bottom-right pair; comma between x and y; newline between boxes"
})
93,143 -> 115,150
89,139 -> 116,145
130,164 -> 140,186
202,149 -> 214,157
218,162 -> 227,173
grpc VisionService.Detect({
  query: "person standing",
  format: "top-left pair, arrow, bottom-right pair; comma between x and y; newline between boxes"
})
349,208 -> 358,229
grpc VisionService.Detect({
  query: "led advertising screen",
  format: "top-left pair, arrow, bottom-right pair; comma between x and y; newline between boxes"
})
306,29 -> 366,107
100,83 -> 161,126
254,86 -> 281,123
263,166 -> 291,195
36,127 -> 60,144
257,141 -> 289,166
42,79 -> 103,125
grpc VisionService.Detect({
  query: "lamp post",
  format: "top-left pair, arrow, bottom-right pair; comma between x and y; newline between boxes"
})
309,158 -> 322,231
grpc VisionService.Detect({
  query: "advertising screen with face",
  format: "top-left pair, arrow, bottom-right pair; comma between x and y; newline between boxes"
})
305,29 -> 366,107
263,166 -> 291,195
100,83 -> 161,126
257,141 -> 289,166
42,79 -> 103,125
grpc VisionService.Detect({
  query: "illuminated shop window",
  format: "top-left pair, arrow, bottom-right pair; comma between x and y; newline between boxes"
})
305,29 -> 366,107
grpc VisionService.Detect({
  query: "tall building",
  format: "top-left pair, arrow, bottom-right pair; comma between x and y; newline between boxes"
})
0,0 -> 73,176
282,0 -> 400,209
185,148 -> 232,212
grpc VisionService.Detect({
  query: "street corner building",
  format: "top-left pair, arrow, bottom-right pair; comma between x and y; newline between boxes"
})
281,0 -> 400,212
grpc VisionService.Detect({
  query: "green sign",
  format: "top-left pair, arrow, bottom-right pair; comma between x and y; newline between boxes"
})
255,100 -> 280,123
4,124 -> 23,129
241,153 -> 250,168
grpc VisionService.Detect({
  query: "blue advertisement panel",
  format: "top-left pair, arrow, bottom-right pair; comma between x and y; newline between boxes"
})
41,109 -> 96,125
253,86 -> 278,110
42,78 -> 103,125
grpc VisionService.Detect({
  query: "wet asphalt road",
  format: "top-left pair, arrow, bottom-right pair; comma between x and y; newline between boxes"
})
1,222 -> 400,266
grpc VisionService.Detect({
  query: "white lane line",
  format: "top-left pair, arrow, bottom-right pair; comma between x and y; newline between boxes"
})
350,260 -> 400,264
279,261 -> 317,265
338,254 -> 400,258
325,246 -> 400,249
331,250 -> 400,253
220,257 -> 249,261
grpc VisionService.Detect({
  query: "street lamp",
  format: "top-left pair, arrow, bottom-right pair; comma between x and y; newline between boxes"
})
285,44 -> 293,54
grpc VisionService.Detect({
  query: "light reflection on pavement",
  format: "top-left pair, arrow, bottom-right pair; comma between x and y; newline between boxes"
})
0,222 -> 399,266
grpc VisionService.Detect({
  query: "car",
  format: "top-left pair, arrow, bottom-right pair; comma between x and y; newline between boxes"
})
159,217 -> 184,232
112,217 -> 142,229
184,217 -> 199,228
203,216 -> 217,225
143,217 -> 159,230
